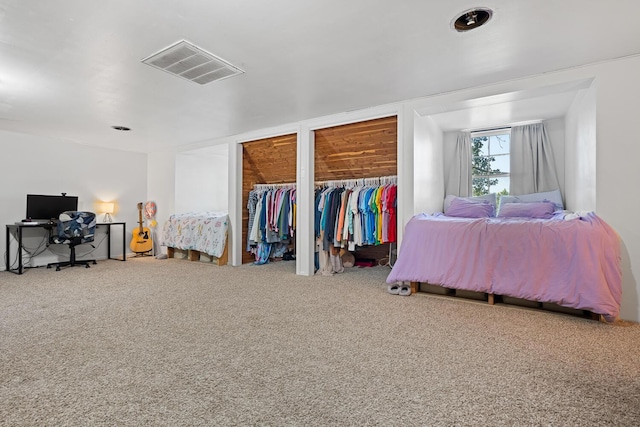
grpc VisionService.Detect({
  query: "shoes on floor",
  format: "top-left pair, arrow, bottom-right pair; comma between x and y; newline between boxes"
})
387,283 -> 400,295
398,285 -> 411,296
388,282 -> 411,296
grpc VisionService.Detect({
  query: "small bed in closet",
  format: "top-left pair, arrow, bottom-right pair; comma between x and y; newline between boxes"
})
161,211 -> 229,265
387,191 -> 622,322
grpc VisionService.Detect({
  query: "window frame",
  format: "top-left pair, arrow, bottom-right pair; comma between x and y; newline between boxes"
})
471,128 -> 511,196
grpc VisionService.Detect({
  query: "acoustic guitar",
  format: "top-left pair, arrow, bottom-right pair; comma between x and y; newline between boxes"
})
130,202 -> 153,254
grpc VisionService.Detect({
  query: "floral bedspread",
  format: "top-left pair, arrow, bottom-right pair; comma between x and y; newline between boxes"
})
161,212 -> 228,257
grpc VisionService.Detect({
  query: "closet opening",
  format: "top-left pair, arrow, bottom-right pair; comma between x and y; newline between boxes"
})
313,116 -> 398,275
242,134 -> 297,267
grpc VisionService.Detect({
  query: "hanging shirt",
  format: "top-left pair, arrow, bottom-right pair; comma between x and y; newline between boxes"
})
349,187 -> 362,247
387,184 -> 397,243
247,190 -> 260,252
250,192 -> 264,243
314,189 -> 323,239
374,187 -> 383,245
336,189 -> 350,246
381,185 -> 389,243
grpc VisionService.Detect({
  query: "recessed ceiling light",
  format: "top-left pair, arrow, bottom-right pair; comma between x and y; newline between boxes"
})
452,7 -> 493,32
111,126 -> 131,131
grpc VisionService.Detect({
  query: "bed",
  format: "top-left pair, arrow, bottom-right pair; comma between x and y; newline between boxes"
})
387,197 -> 622,322
161,212 -> 229,265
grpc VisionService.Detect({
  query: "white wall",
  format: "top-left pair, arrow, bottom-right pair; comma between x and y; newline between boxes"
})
1,130 -> 147,269
175,144 -> 229,214
442,130 -> 458,199
565,85 -> 597,211
413,114 -> 444,214
147,150 -> 176,254
591,59 -> 640,321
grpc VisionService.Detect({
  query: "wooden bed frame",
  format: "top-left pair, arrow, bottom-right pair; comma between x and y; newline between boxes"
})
408,281 -> 601,321
166,235 -> 228,266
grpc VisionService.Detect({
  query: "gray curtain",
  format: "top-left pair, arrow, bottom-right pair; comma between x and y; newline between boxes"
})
445,132 -> 472,196
510,123 -> 560,195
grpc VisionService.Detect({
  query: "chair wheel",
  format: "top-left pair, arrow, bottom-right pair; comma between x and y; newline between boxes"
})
47,265 -> 52,269
85,264 -> 90,268
56,267 -> 61,271
92,260 -> 97,265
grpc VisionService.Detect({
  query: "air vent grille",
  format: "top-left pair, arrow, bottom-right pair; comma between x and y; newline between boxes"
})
142,40 -> 244,85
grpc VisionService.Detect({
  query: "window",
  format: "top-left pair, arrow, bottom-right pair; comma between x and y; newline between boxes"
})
471,129 -> 510,197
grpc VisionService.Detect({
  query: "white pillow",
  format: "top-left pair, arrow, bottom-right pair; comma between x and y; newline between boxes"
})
499,189 -> 564,211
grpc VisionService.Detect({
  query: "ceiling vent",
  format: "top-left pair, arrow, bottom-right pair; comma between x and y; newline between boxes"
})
142,40 -> 244,85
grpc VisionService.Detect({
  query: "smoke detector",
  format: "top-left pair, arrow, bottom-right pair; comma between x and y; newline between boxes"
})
451,7 -> 493,32
142,40 -> 244,85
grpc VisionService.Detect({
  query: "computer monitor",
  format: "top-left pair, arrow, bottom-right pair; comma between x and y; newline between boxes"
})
26,194 -> 78,221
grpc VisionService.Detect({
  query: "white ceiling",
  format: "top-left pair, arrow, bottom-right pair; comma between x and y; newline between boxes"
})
1,1 -> 640,153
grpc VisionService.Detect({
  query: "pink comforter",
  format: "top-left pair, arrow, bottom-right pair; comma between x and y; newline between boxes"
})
387,212 -> 622,321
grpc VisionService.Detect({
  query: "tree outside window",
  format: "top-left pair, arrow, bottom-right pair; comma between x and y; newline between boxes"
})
472,131 -> 510,197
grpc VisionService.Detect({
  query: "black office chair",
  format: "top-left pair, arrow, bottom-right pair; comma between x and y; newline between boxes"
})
47,211 -> 97,271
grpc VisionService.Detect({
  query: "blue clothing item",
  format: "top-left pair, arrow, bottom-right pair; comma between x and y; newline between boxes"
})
323,188 -> 342,251
259,192 -> 268,242
254,242 -> 271,265
271,241 -> 288,258
367,188 -> 377,245
314,189 -> 323,238
320,189 -> 335,251
359,188 -> 374,245
278,189 -> 291,240
358,188 -> 368,244
369,187 -> 380,245
320,188 -> 334,238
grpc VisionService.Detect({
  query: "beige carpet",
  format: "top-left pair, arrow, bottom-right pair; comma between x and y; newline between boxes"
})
1,257 -> 639,426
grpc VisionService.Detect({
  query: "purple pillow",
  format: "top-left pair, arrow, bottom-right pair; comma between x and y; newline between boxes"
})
497,201 -> 555,219
445,197 -> 494,218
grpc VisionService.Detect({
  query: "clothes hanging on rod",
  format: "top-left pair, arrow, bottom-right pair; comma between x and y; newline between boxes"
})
247,183 -> 296,264
314,176 -> 397,275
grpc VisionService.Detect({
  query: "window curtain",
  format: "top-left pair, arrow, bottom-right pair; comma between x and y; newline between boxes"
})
510,123 -> 560,195
445,132 -> 472,196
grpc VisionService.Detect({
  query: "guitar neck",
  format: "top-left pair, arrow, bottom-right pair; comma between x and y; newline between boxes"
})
137,203 -> 144,228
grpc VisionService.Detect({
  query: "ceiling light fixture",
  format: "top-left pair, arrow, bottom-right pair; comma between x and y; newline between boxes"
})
111,126 -> 131,131
465,12 -> 477,26
452,7 -> 493,32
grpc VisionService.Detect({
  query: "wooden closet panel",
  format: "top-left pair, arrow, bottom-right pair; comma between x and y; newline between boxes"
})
314,116 -> 397,181
242,134 -> 297,264
314,116 -> 397,265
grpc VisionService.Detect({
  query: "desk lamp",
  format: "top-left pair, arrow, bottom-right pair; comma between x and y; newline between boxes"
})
100,202 -> 114,223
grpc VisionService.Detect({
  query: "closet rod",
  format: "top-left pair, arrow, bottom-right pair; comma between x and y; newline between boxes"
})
315,174 -> 397,188
253,182 -> 296,191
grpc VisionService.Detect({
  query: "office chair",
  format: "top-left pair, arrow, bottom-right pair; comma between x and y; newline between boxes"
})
47,211 -> 97,271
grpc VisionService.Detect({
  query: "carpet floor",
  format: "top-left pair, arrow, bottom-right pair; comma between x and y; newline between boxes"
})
1,257 -> 639,426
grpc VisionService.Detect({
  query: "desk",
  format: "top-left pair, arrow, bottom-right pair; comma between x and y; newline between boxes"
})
96,222 -> 127,263
5,221 -> 126,275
